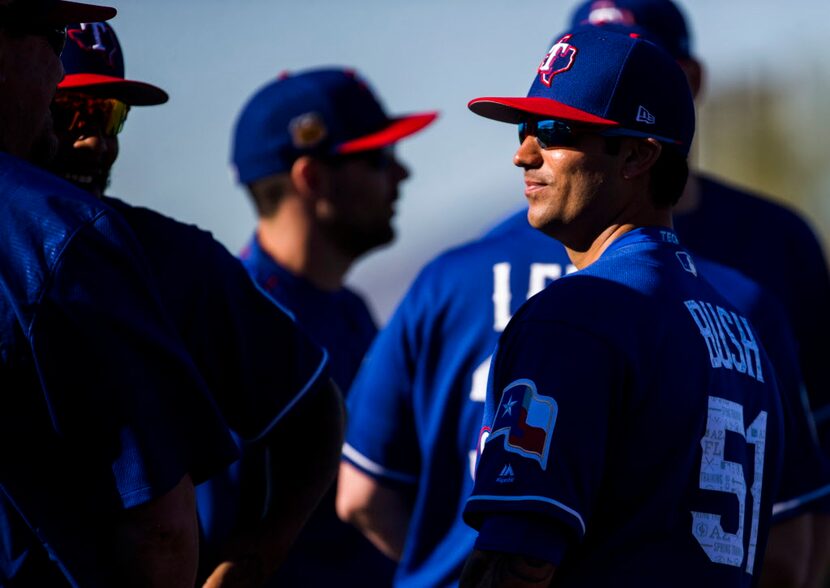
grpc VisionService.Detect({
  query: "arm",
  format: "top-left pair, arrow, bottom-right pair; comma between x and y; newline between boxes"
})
760,513 -> 812,588
112,474 -> 199,588
459,549 -> 556,588
335,461 -> 412,561
803,513 -> 830,588
203,378 -> 345,588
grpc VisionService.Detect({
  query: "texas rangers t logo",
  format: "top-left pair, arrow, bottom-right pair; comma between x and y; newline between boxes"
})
67,22 -> 119,66
488,379 -> 557,469
538,35 -> 577,87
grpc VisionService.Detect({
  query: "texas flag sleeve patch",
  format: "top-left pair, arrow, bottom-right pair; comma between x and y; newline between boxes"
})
488,379 -> 557,470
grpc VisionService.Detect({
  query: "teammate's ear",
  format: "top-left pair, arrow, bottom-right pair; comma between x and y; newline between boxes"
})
620,138 -> 662,181
678,58 -> 703,101
290,156 -> 326,200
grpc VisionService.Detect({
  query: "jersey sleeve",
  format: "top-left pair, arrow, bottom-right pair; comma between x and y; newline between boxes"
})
192,238 -> 328,443
752,293 -> 830,519
464,316 -> 623,565
28,211 -> 237,506
342,282 -> 423,487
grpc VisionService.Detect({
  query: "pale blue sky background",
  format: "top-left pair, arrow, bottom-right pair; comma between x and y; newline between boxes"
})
104,0 -> 830,321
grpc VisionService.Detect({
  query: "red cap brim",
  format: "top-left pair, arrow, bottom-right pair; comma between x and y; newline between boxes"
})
59,74 -> 169,106
46,1 -> 116,25
337,112 -> 438,154
468,97 -> 618,127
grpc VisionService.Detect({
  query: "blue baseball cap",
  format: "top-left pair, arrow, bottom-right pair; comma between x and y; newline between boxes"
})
59,22 -> 169,106
232,67 -> 438,185
569,0 -> 692,59
468,26 -> 695,154
1,0 -> 115,26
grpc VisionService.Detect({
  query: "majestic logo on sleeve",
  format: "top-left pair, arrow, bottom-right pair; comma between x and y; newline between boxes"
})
67,22 -> 119,67
488,379 -> 557,469
538,35 -> 577,87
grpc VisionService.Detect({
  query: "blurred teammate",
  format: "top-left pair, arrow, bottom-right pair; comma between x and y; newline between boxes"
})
232,67 -> 436,586
457,25 -> 787,587
0,2 -> 239,586
46,21 -> 345,587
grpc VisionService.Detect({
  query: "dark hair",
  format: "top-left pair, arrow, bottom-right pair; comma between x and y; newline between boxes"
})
601,136 -> 688,209
649,145 -> 689,208
246,173 -> 292,218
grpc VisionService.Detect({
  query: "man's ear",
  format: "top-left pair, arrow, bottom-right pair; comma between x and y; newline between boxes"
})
621,138 -> 662,181
678,58 -> 704,101
290,155 -> 328,201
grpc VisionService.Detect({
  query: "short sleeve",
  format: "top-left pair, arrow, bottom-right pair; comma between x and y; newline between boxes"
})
343,289 -> 421,487
30,212 -> 236,505
464,318 -> 623,565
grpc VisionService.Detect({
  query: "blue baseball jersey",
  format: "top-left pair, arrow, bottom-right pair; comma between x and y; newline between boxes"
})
240,234 -> 394,587
465,227 -> 785,586
344,210 -> 575,587
101,198 -> 330,574
675,174 -> 830,450
0,154 -> 237,587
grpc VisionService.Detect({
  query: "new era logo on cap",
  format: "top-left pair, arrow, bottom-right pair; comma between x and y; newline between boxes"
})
636,105 -> 656,124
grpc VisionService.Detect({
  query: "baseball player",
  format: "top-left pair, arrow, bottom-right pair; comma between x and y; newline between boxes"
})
338,18 -> 827,588
459,26 -> 787,587
44,21 -> 346,587
0,2 -> 243,586
231,68 -> 436,586
568,2 -> 830,582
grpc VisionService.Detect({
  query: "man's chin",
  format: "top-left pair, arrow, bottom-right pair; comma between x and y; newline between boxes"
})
60,171 -> 108,198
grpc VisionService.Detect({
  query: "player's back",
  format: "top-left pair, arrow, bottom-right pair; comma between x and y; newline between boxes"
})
467,227 -> 783,587
675,173 -> 830,442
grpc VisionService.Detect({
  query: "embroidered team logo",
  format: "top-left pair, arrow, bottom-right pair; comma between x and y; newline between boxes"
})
289,112 -> 327,149
585,1 -> 637,26
67,22 -> 119,67
538,35 -> 577,87
488,379 -> 557,469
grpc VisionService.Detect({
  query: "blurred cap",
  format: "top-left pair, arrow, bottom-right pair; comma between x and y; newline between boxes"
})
468,26 -> 695,154
232,67 -> 438,185
569,0 -> 692,59
0,0 -> 115,26
59,22 -> 168,106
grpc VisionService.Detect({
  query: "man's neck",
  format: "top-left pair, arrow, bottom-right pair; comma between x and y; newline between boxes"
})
565,213 -> 674,270
256,214 -> 352,292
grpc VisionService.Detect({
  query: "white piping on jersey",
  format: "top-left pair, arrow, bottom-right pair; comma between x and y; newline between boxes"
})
773,482 -> 830,517
466,494 -> 586,535
342,443 -> 419,485
247,348 -> 330,443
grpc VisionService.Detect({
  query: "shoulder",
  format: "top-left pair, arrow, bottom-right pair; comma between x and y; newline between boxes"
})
699,173 -> 819,239
103,197 -> 221,248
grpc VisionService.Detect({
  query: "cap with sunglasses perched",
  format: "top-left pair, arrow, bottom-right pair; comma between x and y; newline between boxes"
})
232,67 -> 438,185
0,0 -> 115,26
59,21 -> 168,106
469,26 -> 695,155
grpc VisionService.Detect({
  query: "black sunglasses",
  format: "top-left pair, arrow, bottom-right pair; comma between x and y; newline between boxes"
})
519,119 -> 682,151
2,20 -> 67,56
517,119 -> 600,150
